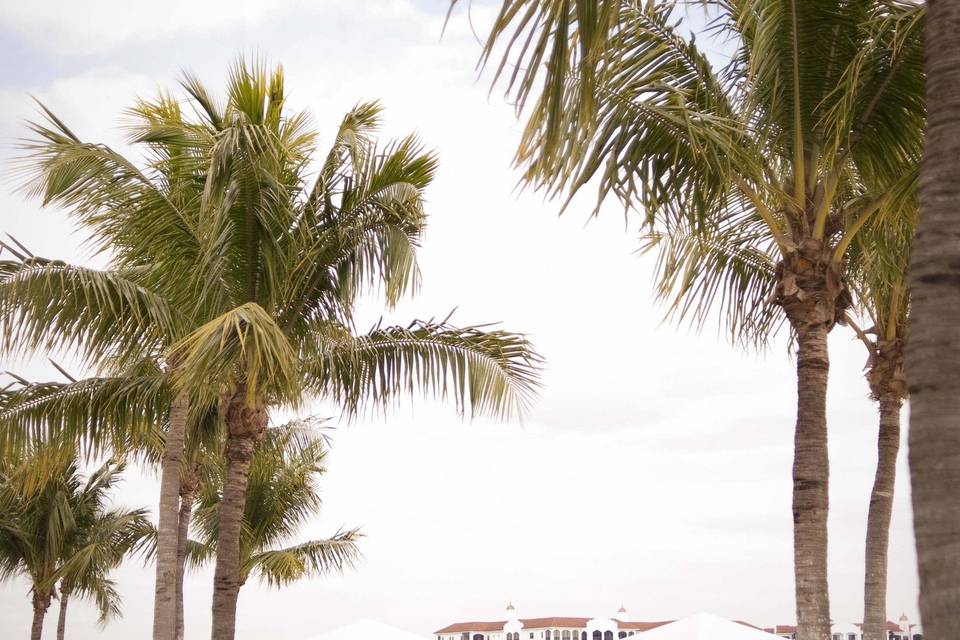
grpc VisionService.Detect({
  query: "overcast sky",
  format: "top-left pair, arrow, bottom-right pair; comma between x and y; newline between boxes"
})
0,1 -> 920,639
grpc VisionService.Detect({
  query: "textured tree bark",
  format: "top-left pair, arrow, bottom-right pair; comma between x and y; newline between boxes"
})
907,2 -> 960,638
862,395 -> 902,640
31,591 -> 50,640
176,467 -> 200,640
56,587 -> 70,640
210,388 -> 267,640
154,390 -> 189,640
792,322 -> 832,640
777,239 -> 844,640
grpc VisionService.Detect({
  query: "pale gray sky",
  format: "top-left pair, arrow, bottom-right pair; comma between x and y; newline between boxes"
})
0,1 -> 919,639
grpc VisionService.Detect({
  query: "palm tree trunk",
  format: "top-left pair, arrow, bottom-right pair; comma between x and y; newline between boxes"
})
906,2 -> 960,638
210,388 -> 267,640
862,394 -> 901,640
792,322 -> 832,640
154,390 -> 189,640
175,498 -> 191,640
31,591 -> 50,640
176,469 -> 200,640
56,587 -> 70,640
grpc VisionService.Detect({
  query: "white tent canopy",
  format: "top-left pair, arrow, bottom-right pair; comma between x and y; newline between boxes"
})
303,619 -> 427,640
635,613 -> 782,640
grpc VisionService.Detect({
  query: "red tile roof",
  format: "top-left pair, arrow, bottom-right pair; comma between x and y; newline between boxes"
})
435,621 -> 508,633
762,621 -> 906,635
435,618 -> 674,634
855,621 -> 903,632
761,625 -> 796,634
522,618 -> 592,629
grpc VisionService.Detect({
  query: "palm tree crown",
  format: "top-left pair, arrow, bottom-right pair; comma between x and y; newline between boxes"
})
0,443 -> 151,640
3,59 -> 542,640
463,3 -> 923,639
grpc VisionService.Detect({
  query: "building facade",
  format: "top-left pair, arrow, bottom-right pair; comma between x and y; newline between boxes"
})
435,605 -> 670,640
439,606 -> 923,640
764,614 -> 922,640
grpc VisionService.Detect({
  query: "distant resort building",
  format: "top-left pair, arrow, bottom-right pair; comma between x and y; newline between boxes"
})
764,613 -> 921,640
435,605 -> 765,640
434,604 -> 670,640
437,605 -> 922,640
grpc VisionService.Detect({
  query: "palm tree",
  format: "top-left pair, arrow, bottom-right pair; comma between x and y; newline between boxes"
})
0,359 -> 221,640
846,207 -> 912,640
463,2 -> 923,638
906,2 -> 960,638
147,65 -> 540,640
54,459 -> 155,640
7,59 -> 542,640
188,425 -> 360,610
0,443 -> 151,640
3,105 -> 205,639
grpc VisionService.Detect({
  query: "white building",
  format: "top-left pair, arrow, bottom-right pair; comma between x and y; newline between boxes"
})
764,614 -> 921,640
438,606 -> 923,640
435,605 -> 757,640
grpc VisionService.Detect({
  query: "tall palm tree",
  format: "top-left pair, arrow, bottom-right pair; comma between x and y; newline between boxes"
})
846,206 -> 912,640
906,1 -> 960,638
147,65 -> 540,640
7,60 -> 542,640
0,444 -> 151,640
463,2 -> 923,638
3,102 -> 205,639
188,425 -> 360,606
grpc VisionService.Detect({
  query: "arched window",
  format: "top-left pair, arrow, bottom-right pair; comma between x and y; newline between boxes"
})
593,632 -> 603,640
582,633 -> 587,640
562,632 -> 570,640
604,632 -> 614,640
619,633 -> 627,639
473,635 -> 485,640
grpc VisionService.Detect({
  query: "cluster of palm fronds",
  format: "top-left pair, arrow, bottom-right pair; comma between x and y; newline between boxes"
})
0,59 -> 542,640
460,2 -> 923,640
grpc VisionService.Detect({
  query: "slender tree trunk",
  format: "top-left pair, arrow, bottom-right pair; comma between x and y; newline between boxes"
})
31,591 -> 50,640
210,387 -> 267,640
777,240 -> 844,640
907,2 -> 960,638
176,467 -> 201,640
56,587 -> 70,640
792,322 -> 832,640
862,394 -> 902,640
154,390 -> 189,640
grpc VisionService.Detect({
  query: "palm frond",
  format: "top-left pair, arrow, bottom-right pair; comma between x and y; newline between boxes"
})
169,302 -> 300,404
0,374 -> 168,458
245,528 -> 362,588
16,104 -> 203,270
0,257 -> 185,368
304,319 -> 542,419
640,214 -> 783,347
